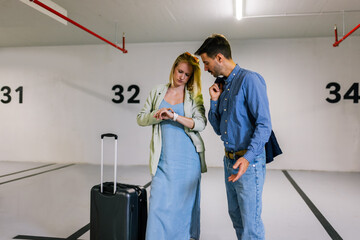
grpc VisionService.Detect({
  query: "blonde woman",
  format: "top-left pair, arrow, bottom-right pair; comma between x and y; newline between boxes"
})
137,52 -> 207,240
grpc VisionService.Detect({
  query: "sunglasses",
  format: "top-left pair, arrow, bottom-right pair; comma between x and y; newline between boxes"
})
185,52 -> 199,63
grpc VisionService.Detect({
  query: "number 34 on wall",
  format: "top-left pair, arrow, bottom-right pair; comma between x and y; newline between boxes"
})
326,82 -> 359,103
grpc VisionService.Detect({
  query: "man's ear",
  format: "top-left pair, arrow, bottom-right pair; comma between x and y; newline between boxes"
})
215,53 -> 225,63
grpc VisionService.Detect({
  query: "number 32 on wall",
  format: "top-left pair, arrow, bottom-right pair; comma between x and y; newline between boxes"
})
112,84 -> 140,104
326,82 -> 359,103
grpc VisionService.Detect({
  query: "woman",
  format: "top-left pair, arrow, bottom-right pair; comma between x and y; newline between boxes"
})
137,52 -> 207,240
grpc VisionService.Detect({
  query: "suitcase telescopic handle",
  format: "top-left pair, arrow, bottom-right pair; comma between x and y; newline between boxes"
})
101,133 -> 118,139
100,133 -> 118,194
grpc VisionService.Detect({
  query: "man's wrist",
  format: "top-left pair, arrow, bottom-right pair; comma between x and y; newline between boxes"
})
210,100 -> 219,110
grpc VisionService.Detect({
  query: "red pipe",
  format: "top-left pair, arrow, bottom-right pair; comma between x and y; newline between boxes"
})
333,23 -> 360,47
30,0 -> 127,53
123,32 -> 125,51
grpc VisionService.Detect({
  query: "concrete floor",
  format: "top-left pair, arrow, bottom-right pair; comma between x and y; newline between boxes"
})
0,161 -> 359,240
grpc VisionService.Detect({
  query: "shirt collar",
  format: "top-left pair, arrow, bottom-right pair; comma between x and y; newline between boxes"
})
224,64 -> 240,85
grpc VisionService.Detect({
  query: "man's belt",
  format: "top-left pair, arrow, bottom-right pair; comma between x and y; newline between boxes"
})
225,149 -> 247,159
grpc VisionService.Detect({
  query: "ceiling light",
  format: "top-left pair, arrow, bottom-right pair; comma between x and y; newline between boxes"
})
20,0 -> 67,25
235,0 -> 243,20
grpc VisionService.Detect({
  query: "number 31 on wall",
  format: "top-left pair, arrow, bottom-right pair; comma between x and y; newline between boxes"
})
326,82 -> 359,103
1,86 -> 23,104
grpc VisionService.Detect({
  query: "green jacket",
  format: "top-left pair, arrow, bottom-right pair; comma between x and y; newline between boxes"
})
137,83 -> 207,176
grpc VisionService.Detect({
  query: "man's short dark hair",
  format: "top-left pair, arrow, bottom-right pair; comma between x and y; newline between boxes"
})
195,34 -> 232,59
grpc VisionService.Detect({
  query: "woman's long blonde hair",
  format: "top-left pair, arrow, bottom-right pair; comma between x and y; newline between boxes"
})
169,52 -> 202,97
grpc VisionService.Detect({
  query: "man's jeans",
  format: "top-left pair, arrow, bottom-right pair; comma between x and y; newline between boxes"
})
223,150 -> 266,240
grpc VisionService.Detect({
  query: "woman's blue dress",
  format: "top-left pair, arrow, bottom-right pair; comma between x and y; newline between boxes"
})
146,99 -> 201,240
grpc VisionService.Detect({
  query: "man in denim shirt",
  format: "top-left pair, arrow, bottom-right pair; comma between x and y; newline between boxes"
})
195,34 -> 272,240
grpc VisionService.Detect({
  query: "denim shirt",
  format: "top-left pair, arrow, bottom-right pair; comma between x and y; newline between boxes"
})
208,65 -> 272,164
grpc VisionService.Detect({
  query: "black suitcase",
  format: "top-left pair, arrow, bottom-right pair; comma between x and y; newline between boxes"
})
90,133 -> 147,240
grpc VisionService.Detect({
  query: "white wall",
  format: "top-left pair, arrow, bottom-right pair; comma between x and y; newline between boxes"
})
0,37 -> 359,172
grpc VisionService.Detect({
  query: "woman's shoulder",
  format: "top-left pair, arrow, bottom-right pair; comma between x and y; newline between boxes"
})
151,83 -> 168,92
191,93 -> 204,104
148,83 -> 168,96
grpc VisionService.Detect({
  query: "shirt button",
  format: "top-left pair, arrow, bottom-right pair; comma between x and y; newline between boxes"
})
225,120 -> 227,123
225,98 -> 227,101
224,109 -> 226,111
226,142 -> 228,144
227,89 -> 230,91
224,131 -> 227,134
252,164 -> 256,167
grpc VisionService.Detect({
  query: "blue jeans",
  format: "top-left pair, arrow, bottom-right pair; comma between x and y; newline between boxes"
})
223,150 -> 266,240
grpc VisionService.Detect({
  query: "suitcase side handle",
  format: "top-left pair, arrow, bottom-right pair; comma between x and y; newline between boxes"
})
101,133 -> 118,194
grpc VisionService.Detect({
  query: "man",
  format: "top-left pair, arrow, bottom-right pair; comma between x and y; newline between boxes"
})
195,34 -> 271,239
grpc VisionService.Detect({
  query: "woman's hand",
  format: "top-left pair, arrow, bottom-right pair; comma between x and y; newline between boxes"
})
154,108 -> 174,120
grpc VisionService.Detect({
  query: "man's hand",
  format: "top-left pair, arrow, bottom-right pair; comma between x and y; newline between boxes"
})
228,157 -> 249,182
209,83 -> 223,101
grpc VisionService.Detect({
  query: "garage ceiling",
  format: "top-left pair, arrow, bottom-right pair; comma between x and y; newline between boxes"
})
0,0 -> 359,48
